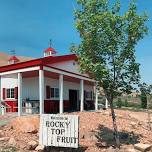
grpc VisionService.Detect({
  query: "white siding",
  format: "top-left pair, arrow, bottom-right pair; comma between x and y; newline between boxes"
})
49,60 -> 89,77
22,77 -> 39,100
1,74 -> 18,88
22,77 -> 93,101
1,75 -> 93,101
45,77 -> 93,100
1,74 -> 18,100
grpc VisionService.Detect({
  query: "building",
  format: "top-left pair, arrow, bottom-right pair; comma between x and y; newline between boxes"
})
0,46 -> 98,116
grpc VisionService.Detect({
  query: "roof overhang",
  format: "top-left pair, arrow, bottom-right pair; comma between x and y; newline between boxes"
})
0,54 -> 77,73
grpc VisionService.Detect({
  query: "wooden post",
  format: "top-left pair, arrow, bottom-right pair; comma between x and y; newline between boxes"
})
59,74 -> 64,114
80,80 -> 84,111
39,70 -> 44,115
18,73 -> 22,116
95,88 -> 98,111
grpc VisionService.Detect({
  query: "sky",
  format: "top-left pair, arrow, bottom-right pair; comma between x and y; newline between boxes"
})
0,0 -> 152,84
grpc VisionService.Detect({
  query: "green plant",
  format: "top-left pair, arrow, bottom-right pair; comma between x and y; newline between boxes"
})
140,91 -> 147,109
117,98 -> 122,108
124,99 -> 128,107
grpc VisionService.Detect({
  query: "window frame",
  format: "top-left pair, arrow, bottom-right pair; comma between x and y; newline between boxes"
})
85,91 -> 93,100
50,87 -> 59,99
6,88 -> 15,99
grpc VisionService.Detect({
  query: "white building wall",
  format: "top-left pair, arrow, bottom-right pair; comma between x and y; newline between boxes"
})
22,77 -> 39,100
1,74 -> 18,88
1,74 -> 18,100
45,77 -> 93,100
49,60 -> 89,77
22,77 -> 93,101
1,75 -> 94,101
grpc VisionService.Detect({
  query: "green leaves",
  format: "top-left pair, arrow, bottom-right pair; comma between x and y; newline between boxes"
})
72,0 -> 148,98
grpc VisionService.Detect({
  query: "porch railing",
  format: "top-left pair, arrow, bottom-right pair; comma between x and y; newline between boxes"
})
0,101 -> 12,115
22,100 -> 39,114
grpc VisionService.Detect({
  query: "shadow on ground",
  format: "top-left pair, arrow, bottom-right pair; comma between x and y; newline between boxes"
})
45,146 -> 87,152
95,124 -> 140,148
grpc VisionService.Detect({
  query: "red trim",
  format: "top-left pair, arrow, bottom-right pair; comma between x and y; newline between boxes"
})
0,58 -> 42,73
14,87 -> 18,99
8,56 -> 20,62
44,47 -> 57,54
5,101 -> 18,112
44,100 -> 70,113
0,54 -> 77,73
40,65 -> 43,70
42,54 -> 77,64
46,86 -> 50,99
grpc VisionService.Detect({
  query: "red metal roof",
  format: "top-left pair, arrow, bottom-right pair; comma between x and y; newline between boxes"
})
8,56 -> 20,62
0,54 -> 77,73
44,47 -> 57,54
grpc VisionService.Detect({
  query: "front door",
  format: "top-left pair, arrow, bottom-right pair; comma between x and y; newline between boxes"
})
69,89 -> 78,111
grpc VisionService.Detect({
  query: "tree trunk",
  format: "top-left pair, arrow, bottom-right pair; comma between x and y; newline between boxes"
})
108,99 -> 120,148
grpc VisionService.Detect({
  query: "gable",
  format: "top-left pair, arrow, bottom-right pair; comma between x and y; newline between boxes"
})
48,60 -> 89,77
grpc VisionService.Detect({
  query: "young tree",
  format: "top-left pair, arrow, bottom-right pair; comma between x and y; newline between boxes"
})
71,0 -> 148,147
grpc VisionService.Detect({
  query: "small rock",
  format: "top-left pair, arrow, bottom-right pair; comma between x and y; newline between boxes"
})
84,131 -> 97,141
116,114 -> 123,118
27,140 -> 38,150
0,130 -> 3,137
107,146 -> 115,152
80,134 -> 85,139
0,137 -> 9,141
134,143 -> 152,152
102,142 -> 107,147
126,148 -> 136,152
35,145 -> 45,152
8,137 -> 16,146
37,132 -> 39,137
138,122 -> 142,126
130,122 -> 137,129
103,111 -> 110,115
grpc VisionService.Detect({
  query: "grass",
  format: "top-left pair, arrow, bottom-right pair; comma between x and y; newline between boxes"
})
0,146 -> 18,152
120,106 -> 148,112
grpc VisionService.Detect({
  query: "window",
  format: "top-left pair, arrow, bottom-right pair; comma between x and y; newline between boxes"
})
51,88 -> 59,98
6,88 -> 15,99
86,91 -> 93,99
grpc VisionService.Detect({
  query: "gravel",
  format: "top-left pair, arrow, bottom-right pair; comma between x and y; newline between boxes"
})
0,109 -> 152,152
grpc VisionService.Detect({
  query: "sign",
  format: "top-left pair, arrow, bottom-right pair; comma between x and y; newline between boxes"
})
39,114 -> 79,148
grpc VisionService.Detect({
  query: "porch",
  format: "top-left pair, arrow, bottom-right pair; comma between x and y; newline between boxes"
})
0,65 -> 98,116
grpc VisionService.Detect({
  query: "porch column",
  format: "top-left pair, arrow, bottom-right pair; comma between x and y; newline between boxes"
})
80,79 -> 84,111
59,74 -> 63,114
18,73 -> 22,116
105,98 -> 108,109
0,76 -> 1,101
39,70 -> 44,115
95,89 -> 99,111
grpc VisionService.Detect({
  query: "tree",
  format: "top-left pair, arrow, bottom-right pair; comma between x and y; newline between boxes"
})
71,0 -> 148,147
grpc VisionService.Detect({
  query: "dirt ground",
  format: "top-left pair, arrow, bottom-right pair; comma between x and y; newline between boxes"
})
0,109 -> 152,152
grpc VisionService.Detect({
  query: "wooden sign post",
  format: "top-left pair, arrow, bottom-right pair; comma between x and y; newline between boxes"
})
39,114 -> 79,148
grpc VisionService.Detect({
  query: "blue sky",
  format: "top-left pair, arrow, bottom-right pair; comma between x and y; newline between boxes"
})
0,0 -> 152,84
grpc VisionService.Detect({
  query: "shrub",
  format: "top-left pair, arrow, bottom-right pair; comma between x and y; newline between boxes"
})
124,99 -> 128,107
116,98 -> 122,108
140,91 -> 147,109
